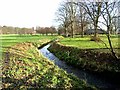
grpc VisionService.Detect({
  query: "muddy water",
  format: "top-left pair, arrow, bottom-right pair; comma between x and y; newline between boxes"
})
39,44 -> 118,88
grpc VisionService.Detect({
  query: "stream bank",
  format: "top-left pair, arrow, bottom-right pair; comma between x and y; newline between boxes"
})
40,43 -> 120,89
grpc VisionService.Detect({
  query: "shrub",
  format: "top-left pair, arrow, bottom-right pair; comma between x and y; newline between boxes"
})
90,36 -> 101,42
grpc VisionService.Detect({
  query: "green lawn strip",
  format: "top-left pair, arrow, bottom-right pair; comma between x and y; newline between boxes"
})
2,40 -> 95,89
1,35 -> 57,52
60,35 -> 119,49
1,35 -> 56,47
49,42 -> 120,73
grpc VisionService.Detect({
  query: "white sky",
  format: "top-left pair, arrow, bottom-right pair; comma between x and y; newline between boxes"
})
0,0 -> 62,28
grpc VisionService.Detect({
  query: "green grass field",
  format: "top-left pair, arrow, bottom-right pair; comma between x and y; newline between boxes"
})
1,34 -> 119,89
1,34 -> 94,89
1,34 -> 57,48
1,34 -> 119,49
60,35 -> 119,49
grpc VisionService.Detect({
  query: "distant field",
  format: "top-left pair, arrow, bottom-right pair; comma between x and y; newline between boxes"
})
60,35 -> 119,49
0,34 -> 57,50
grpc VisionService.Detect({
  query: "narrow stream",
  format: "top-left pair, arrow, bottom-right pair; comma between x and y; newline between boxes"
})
39,44 -> 118,88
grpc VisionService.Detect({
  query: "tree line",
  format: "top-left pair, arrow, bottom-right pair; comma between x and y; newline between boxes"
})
0,26 -> 57,35
56,0 -> 118,38
36,26 -> 57,35
0,26 -> 35,34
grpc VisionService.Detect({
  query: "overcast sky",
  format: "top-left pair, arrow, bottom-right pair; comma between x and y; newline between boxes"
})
0,0 -> 62,28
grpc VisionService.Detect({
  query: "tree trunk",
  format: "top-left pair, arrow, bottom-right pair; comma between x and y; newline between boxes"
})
107,34 -> 118,60
81,23 -> 84,38
105,2 -> 118,60
80,6 -> 84,38
70,0 -> 75,38
94,19 -> 98,38
107,26 -> 118,60
64,27 -> 67,37
71,22 -> 74,38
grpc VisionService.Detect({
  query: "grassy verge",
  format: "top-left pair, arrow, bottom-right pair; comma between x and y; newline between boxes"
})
1,35 -> 95,89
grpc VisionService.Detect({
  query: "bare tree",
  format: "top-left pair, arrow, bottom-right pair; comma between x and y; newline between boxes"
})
50,26 -> 57,35
68,0 -> 76,38
100,1 -> 118,59
77,2 -> 89,37
57,25 -> 65,35
56,1 -> 70,37
56,0 -> 77,37
112,16 -> 119,34
78,1 -> 103,41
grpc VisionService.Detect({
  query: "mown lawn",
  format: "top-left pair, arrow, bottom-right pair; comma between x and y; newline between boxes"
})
60,35 -> 119,49
1,34 -> 57,49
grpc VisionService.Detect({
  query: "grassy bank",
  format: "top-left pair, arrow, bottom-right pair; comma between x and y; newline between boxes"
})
1,35 -> 95,89
48,41 -> 120,85
49,42 -> 120,73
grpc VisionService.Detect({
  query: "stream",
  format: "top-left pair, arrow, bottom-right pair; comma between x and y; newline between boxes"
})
39,44 -> 119,88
